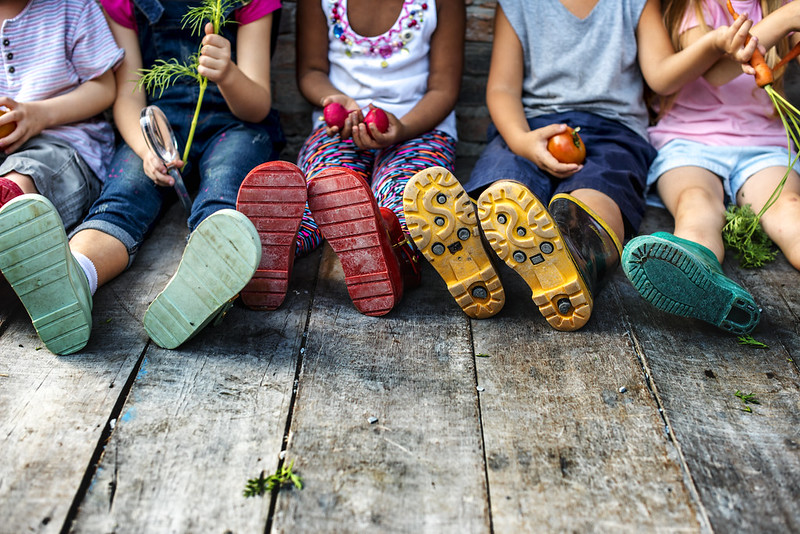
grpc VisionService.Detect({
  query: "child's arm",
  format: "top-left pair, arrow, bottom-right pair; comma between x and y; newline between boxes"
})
636,0 -> 755,95
199,16 -> 273,122
104,15 -> 176,187
485,5 -> 579,179
0,71 -> 115,155
695,1 -> 800,86
351,0 -> 465,148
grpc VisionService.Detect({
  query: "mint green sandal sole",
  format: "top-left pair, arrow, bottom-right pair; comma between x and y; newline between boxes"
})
622,234 -> 760,334
143,209 -> 261,349
0,195 -> 92,355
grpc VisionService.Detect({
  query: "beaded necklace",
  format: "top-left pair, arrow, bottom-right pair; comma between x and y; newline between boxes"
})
328,0 -> 429,68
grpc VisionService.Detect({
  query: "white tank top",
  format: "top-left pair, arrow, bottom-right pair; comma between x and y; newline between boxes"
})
311,0 -> 457,139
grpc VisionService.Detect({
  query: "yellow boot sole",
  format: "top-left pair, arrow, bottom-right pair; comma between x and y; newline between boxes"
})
477,181 -> 591,331
403,167 -> 504,319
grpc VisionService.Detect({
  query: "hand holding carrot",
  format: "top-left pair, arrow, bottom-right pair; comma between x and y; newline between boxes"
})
712,11 -> 758,64
726,0 -> 774,87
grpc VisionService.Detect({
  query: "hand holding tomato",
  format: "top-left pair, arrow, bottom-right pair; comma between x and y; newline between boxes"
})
547,126 -> 586,164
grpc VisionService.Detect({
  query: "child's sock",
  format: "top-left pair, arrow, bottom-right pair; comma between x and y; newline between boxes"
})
0,177 -> 25,208
71,252 -> 98,295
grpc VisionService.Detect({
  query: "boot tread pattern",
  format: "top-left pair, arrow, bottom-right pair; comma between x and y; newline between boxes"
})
308,169 -> 401,317
403,167 -> 504,319
236,163 -> 307,310
144,211 -> 260,349
0,196 -> 91,355
477,182 -> 591,331
623,238 -> 760,334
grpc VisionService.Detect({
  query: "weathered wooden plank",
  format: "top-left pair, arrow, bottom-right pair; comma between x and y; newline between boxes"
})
69,248 -> 319,533
620,208 -> 800,533
473,259 -> 702,532
272,246 -> 490,533
0,208 -> 188,534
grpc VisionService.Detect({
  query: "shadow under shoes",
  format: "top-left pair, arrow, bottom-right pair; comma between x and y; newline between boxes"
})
307,166 -> 409,317
143,209 -> 261,349
621,232 -> 760,334
403,166 -> 504,319
0,194 -> 92,355
477,182 -> 621,331
236,160 -> 307,310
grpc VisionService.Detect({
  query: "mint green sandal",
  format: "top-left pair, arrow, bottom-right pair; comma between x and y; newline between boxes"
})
0,195 -> 92,355
143,209 -> 261,349
622,232 -> 760,334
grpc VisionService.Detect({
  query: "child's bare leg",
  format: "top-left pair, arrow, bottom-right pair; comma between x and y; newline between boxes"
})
570,188 -> 624,241
656,167 -> 725,261
738,167 -> 800,270
69,229 -> 129,287
2,171 -> 37,193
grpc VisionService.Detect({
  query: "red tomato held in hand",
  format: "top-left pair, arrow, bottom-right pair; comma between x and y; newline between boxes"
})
364,107 -> 389,138
547,126 -> 586,164
323,102 -> 349,130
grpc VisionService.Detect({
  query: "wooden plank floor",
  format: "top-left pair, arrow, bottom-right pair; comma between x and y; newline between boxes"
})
1,203 -> 798,533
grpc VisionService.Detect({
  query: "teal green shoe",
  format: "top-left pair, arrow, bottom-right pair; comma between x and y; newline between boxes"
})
622,232 -> 760,334
0,194 -> 92,354
143,209 -> 261,349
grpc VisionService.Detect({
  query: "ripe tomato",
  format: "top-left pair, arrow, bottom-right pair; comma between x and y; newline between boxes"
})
547,126 -> 586,164
0,110 -> 16,138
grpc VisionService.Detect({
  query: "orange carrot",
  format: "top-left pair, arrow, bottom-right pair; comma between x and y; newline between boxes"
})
774,41 -> 800,72
726,0 -> 774,87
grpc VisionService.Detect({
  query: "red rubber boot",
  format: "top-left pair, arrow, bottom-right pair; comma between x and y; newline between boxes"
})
0,178 -> 24,208
379,207 -> 421,291
307,167 -> 403,316
236,161 -> 307,310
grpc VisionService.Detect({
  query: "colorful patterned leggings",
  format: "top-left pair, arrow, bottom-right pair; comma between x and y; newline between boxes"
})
294,127 -> 456,256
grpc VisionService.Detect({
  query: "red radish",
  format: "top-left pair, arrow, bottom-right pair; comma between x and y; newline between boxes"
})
323,102 -> 349,130
364,107 -> 389,137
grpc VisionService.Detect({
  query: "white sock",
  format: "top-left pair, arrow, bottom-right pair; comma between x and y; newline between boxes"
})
72,252 -> 98,296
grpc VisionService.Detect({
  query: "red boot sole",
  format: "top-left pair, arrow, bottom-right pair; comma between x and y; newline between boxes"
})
236,161 -> 307,310
307,167 -> 402,316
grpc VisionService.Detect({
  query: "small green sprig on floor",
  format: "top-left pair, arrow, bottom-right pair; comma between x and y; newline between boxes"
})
737,334 -> 768,349
137,0 -> 240,166
735,390 -> 761,413
243,459 -> 303,498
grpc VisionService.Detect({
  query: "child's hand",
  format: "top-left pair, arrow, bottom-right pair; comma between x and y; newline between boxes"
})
142,151 -> 183,187
321,95 -> 362,138
198,22 -> 234,85
0,98 -> 46,154
526,124 -> 583,179
351,108 -> 402,150
714,11 -> 758,64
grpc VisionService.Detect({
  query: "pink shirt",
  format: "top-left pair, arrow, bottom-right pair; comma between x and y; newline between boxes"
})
648,0 -> 786,149
102,0 -> 280,30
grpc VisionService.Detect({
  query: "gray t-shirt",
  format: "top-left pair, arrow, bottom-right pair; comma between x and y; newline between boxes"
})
500,0 -> 649,139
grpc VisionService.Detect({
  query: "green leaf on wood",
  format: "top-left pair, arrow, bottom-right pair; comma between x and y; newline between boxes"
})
736,334 -> 768,349
243,459 -> 303,498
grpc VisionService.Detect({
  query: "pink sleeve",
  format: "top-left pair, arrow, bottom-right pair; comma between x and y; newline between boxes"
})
235,0 -> 281,25
99,0 -> 136,30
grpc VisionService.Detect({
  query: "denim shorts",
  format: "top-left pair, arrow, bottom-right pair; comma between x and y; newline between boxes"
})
0,134 -> 101,228
647,139 -> 799,205
463,111 -> 656,238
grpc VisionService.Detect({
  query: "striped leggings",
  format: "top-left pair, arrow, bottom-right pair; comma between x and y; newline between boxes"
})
294,127 -> 456,256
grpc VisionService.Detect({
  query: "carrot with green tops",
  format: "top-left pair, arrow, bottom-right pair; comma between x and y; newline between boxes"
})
726,0 -> 774,86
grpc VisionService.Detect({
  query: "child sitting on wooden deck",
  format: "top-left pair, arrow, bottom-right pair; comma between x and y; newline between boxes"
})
403,0 -> 756,331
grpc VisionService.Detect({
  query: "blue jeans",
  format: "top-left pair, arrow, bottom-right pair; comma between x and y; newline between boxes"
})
74,117 -> 282,261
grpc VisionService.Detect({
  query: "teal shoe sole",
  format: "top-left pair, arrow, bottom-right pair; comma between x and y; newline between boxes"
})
0,195 -> 92,355
622,234 -> 760,334
143,209 -> 261,349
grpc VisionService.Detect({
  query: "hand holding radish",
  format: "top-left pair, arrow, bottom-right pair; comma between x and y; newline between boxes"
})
321,95 -> 361,138
351,104 -> 402,150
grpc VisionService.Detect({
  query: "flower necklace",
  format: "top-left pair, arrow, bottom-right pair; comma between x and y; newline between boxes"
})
329,0 -> 429,67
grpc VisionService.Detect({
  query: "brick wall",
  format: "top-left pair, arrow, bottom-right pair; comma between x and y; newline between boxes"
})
271,0 -> 497,170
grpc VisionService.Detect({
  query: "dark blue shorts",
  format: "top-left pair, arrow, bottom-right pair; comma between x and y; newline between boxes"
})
463,111 -> 657,238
